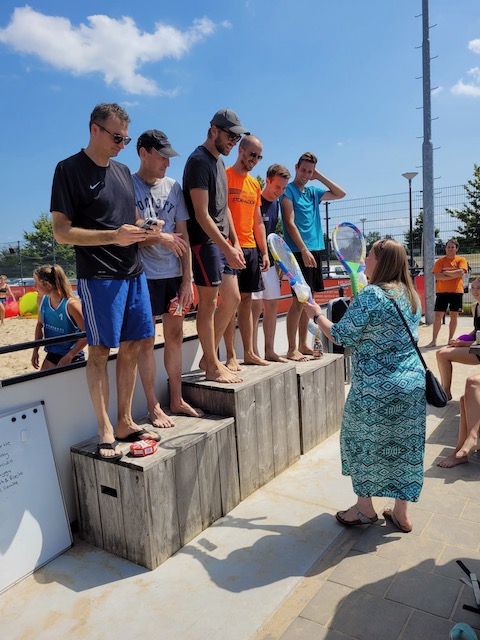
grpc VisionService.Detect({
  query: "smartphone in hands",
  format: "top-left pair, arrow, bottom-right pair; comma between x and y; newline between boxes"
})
141,217 -> 159,229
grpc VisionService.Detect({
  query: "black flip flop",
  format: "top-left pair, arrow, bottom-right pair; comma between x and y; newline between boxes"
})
96,441 -> 122,462
116,428 -> 161,443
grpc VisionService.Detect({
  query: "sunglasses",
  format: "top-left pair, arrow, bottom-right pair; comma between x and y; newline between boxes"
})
248,151 -> 263,161
220,128 -> 242,143
94,122 -> 131,146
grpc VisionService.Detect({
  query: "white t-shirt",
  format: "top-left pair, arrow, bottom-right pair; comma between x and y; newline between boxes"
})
133,174 -> 189,279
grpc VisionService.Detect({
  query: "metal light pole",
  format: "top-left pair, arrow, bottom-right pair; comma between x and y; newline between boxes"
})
402,172 -> 418,276
359,217 -> 367,235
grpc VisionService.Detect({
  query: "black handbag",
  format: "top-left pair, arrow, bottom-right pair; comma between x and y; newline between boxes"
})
390,297 -> 448,408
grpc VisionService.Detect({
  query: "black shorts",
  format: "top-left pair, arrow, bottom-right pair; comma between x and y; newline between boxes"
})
434,292 -> 463,313
191,242 -> 236,287
238,247 -> 264,294
147,276 -> 183,316
45,351 -> 85,365
293,250 -> 324,294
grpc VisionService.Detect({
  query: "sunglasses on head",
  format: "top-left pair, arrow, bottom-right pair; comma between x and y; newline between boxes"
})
93,122 -> 131,145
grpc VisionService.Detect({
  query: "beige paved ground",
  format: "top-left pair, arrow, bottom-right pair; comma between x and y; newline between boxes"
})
256,319 -> 480,640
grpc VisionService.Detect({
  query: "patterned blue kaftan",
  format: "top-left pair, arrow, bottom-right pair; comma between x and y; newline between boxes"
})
330,284 -> 426,502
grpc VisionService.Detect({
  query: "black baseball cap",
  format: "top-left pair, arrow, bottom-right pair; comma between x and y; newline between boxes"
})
136,129 -> 179,157
210,108 -> 249,135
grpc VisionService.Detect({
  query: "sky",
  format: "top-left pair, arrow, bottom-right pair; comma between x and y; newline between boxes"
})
0,0 -> 479,243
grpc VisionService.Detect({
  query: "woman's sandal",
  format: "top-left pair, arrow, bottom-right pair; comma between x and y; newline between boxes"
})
335,506 -> 378,527
382,508 -> 412,533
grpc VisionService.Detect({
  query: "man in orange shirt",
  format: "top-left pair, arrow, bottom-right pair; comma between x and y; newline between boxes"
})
427,239 -> 468,347
224,135 -> 270,369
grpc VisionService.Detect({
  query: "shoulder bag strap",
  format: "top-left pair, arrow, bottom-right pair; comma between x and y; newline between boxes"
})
389,296 -> 427,372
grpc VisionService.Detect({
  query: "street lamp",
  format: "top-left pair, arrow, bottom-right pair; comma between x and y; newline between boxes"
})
402,172 -> 418,276
359,217 -> 367,235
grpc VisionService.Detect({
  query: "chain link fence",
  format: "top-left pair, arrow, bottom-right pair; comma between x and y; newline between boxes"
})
0,183 -> 475,282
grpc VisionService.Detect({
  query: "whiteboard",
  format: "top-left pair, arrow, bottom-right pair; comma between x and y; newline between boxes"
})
0,402 -> 72,594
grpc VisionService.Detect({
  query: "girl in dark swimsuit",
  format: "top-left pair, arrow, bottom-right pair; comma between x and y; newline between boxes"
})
0,274 -> 16,324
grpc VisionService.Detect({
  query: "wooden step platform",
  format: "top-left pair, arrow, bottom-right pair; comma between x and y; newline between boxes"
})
181,362 -> 301,500
292,354 -> 345,453
71,413 -> 239,570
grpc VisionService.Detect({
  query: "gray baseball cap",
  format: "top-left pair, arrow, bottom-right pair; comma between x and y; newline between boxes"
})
136,129 -> 179,157
210,108 -> 249,135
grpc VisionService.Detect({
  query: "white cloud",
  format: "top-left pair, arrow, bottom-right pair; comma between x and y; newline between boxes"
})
0,7 -> 220,95
451,39 -> 480,97
451,79 -> 480,97
469,39 -> 480,54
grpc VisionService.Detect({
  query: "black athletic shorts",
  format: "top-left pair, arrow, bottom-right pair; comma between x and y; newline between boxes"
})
238,247 -> 264,294
434,292 -> 463,313
293,250 -> 324,294
147,276 -> 183,316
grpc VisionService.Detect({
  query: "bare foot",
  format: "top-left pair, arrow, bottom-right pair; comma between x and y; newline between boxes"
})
425,341 -> 437,348
225,357 -> 242,372
265,351 -> 288,363
149,404 -> 175,428
299,345 -> 314,356
198,355 -> 206,371
437,452 -> 469,468
206,365 -> 242,383
456,433 -> 479,459
170,399 -> 204,418
287,349 -> 311,362
243,353 -> 270,366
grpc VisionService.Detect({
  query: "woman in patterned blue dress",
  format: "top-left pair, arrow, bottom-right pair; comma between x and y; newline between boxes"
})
305,239 -> 426,533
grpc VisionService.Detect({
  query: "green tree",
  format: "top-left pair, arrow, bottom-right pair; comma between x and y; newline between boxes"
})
446,164 -> 480,253
22,213 -> 76,277
365,231 -> 381,252
403,209 -> 441,257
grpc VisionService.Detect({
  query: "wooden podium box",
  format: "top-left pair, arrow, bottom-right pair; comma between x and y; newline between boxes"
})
293,354 -> 345,453
71,413 -> 239,570
181,363 -> 301,500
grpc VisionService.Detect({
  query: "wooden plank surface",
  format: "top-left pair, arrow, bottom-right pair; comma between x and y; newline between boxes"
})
95,462 -> 128,559
254,377 -> 275,487
146,457 -> 180,568
270,372 -> 289,475
283,367 -> 301,465
196,433 -> 222,529
174,446 -> 202,546
234,384 -> 259,499
71,453 -> 103,548
216,424 -> 240,514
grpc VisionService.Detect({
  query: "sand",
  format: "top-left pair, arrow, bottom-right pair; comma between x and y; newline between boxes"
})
0,315 -> 198,380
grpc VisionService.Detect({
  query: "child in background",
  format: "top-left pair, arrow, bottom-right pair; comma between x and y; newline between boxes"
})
0,274 -> 16,324
31,264 -> 87,370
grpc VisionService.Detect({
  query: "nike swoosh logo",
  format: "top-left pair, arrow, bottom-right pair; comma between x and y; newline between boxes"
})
90,182 -> 101,189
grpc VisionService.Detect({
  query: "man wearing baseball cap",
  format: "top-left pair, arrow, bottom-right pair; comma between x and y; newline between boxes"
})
182,108 -> 248,383
133,129 -> 202,426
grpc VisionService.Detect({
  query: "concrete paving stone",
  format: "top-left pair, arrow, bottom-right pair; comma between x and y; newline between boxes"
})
448,476 -> 480,501
300,581 -> 353,627
414,485 -> 468,518
327,550 -> 400,596
435,546 -> 480,580
280,617 -> 351,640
452,587 -> 480,632
386,566 -> 461,618
461,498 -> 480,524
398,610 -> 459,640
330,590 -> 411,640
360,533 -> 444,571
422,513 -> 480,548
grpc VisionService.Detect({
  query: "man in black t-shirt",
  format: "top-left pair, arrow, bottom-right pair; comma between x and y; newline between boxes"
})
182,108 -> 248,384
51,103 -> 162,461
